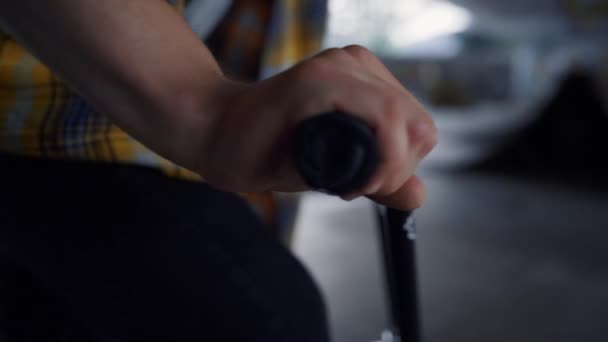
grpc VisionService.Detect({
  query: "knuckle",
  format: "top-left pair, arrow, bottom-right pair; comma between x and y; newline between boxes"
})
413,116 -> 438,156
424,121 -> 439,153
344,44 -> 374,61
319,47 -> 347,60
296,58 -> 330,78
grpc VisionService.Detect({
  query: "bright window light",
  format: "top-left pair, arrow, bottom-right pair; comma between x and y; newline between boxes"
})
326,0 -> 472,55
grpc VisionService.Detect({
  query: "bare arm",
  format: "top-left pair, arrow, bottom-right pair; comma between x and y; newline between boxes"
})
0,0 -> 230,166
0,0 -> 437,210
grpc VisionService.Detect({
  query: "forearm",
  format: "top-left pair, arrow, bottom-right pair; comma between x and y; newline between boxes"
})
0,1 -> 438,210
0,0 -> 230,166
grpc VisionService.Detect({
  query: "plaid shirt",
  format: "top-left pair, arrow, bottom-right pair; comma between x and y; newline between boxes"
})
0,0 -> 326,178
0,0 -> 326,231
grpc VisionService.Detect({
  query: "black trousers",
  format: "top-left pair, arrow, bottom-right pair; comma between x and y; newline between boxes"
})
0,154 -> 329,342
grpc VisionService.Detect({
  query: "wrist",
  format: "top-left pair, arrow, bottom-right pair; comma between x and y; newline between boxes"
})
167,75 -> 248,173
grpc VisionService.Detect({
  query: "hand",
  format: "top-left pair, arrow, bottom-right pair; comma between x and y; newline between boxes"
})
190,46 -> 437,211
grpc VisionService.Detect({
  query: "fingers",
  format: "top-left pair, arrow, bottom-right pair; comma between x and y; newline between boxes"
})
283,46 -> 437,208
338,46 -> 437,202
343,45 -> 405,89
273,54 -> 405,190
368,175 -> 426,211
342,44 -> 436,158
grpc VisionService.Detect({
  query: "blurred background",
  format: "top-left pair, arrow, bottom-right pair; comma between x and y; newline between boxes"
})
292,1 -> 608,341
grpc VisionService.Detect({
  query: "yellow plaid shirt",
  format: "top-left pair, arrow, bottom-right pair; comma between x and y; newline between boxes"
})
0,0 -> 327,229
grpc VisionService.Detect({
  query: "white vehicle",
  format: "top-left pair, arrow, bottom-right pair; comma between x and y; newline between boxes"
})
327,0 -> 608,167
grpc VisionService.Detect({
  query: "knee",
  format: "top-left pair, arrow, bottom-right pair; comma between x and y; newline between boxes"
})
262,255 -> 330,342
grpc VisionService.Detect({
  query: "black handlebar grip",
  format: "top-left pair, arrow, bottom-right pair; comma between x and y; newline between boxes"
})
293,112 -> 380,195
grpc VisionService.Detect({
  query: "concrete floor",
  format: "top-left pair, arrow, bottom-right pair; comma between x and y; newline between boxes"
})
293,170 -> 608,342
